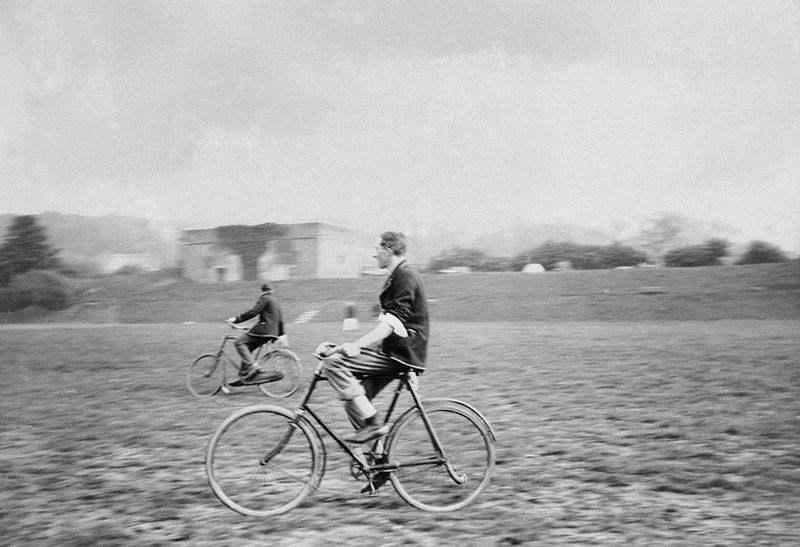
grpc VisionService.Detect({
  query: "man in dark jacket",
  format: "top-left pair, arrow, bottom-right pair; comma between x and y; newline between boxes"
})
321,231 -> 429,444
227,281 -> 286,382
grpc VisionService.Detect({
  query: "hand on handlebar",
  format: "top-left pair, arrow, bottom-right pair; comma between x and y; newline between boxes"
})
341,342 -> 360,357
314,342 -> 341,358
313,341 -> 360,358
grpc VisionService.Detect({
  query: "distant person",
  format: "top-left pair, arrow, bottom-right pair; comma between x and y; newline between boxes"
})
227,281 -> 287,382
321,231 -> 429,445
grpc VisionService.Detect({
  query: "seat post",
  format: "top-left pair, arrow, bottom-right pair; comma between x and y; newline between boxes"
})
382,372 -> 409,423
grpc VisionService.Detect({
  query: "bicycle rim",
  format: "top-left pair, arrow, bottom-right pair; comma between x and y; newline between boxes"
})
206,406 -> 321,517
387,402 -> 495,512
187,354 -> 222,397
258,350 -> 303,398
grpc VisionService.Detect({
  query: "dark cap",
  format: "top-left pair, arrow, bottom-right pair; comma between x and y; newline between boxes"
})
260,281 -> 273,292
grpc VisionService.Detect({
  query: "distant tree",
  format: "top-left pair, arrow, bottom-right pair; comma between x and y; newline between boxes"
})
512,241 -> 578,271
705,238 -> 730,262
512,241 -> 646,271
736,241 -> 788,265
596,243 -> 649,268
1,270 -> 73,311
428,247 -> 511,272
216,223 -> 287,281
636,212 -> 685,260
0,215 -> 61,286
663,238 -> 729,267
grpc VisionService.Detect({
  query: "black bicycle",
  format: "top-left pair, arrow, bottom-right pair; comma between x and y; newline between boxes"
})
205,342 -> 497,516
186,323 -> 302,399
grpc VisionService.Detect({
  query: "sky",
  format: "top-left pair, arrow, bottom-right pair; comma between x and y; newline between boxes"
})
1,0 -> 799,252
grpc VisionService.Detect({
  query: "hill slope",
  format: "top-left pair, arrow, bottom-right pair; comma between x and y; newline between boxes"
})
9,261 -> 797,324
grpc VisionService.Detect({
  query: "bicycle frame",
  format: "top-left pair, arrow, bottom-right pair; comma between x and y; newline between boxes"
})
210,334 -> 242,385
269,355 -> 476,484
213,331 -> 276,386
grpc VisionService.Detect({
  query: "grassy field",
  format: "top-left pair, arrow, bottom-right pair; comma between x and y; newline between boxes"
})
1,262 -> 798,545
2,261 -> 797,324
1,319 -> 798,545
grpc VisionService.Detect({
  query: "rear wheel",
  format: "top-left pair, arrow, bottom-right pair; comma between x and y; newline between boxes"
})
186,354 -> 222,397
205,405 -> 322,517
386,401 -> 495,511
258,349 -> 303,398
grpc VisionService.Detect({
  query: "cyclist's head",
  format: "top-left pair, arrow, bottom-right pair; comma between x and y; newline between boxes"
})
260,281 -> 273,293
379,231 -> 406,256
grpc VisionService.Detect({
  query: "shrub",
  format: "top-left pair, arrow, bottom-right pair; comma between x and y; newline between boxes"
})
57,260 -> 102,279
0,287 -> 27,312
428,247 -> 512,272
113,264 -> 145,276
736,241 -> 788,265
664,239 -> 730,267
1,270 -> 74,312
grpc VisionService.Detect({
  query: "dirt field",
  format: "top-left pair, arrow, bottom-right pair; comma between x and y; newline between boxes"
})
1,319 -> 798,545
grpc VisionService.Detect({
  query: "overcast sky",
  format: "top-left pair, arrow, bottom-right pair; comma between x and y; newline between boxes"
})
1,1 -> 798,251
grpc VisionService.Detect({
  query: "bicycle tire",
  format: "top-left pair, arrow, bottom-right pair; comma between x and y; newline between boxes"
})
257,349 -> 303,398
186,354 -> 223,397
386,400 -> 495,512
205,405 -> 323,517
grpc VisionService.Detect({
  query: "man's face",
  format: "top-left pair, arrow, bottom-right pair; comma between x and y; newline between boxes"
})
373,241 -> 392,269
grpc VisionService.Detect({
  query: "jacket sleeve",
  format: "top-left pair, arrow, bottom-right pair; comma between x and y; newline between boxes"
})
236,295 -> 268,323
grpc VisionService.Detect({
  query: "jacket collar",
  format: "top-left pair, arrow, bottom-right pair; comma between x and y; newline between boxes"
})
383,259 -> 407,290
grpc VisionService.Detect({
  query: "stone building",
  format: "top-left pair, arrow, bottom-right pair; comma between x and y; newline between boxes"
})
179,222 -> 374,282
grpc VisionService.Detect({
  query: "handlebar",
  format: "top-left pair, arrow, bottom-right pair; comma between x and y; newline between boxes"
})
226,322 -> 285,344
313,341 -> 342,359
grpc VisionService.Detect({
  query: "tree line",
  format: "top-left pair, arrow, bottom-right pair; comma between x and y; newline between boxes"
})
0,215 -> 794,314
426,238 -> 790,272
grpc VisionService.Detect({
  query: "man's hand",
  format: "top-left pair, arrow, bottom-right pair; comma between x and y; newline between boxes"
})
341,342 -> 361,357
278,334 -> 289,347
226,317 -> 237,323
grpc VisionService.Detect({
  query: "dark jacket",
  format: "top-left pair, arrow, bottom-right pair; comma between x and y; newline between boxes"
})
235,292 -> 285,337
380,261 -> 429,369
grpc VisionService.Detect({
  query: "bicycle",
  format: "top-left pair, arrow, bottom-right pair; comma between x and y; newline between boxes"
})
205,342 -> 497,516
186,323 -> 303,399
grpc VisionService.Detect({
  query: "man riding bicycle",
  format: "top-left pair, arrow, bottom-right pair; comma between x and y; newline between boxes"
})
226,281 -> 287,383
321,231 -> 429,444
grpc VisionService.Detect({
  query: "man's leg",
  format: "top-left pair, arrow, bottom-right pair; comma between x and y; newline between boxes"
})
234,334 -> 264,379
321,349 -> 403,443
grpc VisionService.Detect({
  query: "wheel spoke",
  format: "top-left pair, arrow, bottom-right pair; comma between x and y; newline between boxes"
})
206,407 -> 320,516
387,403 -> 495,511
258,350 -> 303,398
187,355 -> 222,396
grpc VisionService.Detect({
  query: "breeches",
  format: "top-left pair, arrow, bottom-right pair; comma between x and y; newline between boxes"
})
234,333 -> 266,365
321,348 -> 408,401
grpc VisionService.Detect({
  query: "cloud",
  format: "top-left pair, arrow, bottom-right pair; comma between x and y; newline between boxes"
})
1,0 -> 798,252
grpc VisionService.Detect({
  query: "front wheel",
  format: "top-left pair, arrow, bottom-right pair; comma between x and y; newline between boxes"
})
186,354 -> 223,397
205,405 -> 322,517
258,349 -> 303,398
386,400 -> 495,512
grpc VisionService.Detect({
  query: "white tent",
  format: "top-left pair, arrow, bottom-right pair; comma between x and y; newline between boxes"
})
522,263 -> 545,273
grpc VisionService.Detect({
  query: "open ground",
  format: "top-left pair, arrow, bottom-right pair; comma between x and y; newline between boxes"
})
1,263 -> 799,545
